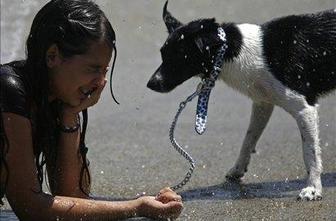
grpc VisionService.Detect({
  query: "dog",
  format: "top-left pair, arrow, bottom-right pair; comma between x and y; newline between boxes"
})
147,1 -> 336,200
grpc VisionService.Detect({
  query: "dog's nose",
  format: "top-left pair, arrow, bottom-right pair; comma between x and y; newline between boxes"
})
147,73 -> 163,92
147,66 -> 165,92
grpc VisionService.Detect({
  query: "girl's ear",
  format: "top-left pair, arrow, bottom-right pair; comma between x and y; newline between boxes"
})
46,44 -> 61,68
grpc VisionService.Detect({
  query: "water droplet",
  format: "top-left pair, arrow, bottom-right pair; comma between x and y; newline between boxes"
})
100,170 -> 104,174
141,165 -> 145,168
293,40 -> 297,44
298,75 -> 301,79
306,39 -> 310,43
206,46 -> 210,50
184,54 -> 188,59
323,51 -> 327,56
325,142 -> 329,147
201,25 -> 204,29
306,82 -> 310,87
135,192 -> 146,197
180,34 -> 184,40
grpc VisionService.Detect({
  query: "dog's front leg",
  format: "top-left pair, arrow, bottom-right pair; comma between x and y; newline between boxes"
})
226,102 -> 274,181
293,105 -> 323,200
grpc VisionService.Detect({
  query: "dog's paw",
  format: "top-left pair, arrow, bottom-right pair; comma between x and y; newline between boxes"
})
297,186 -> 322,201
225,167 -> 245,182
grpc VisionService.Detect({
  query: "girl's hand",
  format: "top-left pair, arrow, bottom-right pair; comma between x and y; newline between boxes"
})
137,194 -> 183,220
64,79 -> 107,116
60,79 -> 106,126
155,187 -> 182,204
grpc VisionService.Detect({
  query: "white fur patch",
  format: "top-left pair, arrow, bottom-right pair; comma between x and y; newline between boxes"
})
220,24 -> 273,102
220,24 -> 306,106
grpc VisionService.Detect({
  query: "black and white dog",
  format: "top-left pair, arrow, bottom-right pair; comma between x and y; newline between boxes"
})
147,2 -> 336,200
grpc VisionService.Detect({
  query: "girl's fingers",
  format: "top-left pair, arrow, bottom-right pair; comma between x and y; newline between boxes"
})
156,187 -> 178,199
88,79 -> 106,101
157,187 -> 173,196
156,191 -> 182,204
73,79 -> 107,112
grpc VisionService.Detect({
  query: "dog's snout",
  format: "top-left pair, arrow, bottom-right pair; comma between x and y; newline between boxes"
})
147,73 -> 163,91
147,66 -> 166,92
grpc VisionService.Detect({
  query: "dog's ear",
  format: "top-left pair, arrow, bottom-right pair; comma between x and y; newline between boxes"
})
192,19 -> 220,56
163,1 -> 183,33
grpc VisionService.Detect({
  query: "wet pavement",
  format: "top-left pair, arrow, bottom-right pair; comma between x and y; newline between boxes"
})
1,0 -> 336,220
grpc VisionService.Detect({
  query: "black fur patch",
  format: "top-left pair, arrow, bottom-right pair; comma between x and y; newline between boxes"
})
221,23 -> 243,62
262,9 -> 336,105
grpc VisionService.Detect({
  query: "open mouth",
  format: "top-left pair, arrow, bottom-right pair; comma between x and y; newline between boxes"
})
80,87 -> 96,98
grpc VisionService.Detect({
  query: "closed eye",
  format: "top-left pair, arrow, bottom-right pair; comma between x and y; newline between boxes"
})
87,66 -> 109,75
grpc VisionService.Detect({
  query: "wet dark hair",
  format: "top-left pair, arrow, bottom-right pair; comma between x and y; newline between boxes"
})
0,0 -> 117,203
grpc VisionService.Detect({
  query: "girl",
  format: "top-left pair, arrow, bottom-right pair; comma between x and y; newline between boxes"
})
0,0 -> 183,220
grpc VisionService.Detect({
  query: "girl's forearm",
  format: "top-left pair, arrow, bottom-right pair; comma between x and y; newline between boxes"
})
53,113 -> 87,197
15,193 -> 140,221
51,195 -> 140,221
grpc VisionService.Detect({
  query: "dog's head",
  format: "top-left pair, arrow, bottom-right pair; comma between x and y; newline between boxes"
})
147,1 -> 224,93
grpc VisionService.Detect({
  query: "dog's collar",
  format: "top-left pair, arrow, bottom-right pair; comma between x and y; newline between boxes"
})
195,27 -> 227,134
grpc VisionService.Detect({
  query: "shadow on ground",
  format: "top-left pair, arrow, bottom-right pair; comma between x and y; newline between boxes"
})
179,172 -> 336,201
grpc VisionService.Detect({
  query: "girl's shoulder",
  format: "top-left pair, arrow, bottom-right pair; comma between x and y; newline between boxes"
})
0,60 -> 32,119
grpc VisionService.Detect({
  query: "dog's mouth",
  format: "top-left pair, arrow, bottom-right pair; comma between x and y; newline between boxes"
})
147,66 -> 175,93
147,78 -> 176,93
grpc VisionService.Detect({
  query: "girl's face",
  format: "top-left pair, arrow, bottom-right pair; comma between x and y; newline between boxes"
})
47,40 -> 112,107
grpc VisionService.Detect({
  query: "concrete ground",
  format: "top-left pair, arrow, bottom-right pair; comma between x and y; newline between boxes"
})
1,0 -> 335,220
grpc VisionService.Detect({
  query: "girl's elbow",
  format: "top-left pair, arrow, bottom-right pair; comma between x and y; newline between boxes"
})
7,191 -> 54,221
